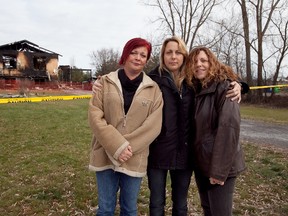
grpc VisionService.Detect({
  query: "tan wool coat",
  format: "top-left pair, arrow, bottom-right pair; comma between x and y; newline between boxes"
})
88,69 -> 163,177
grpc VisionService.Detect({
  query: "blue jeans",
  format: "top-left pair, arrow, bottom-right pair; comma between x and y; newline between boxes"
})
195,171 -> 236,216
95,169 -> 142,216
147,168 -> 193,216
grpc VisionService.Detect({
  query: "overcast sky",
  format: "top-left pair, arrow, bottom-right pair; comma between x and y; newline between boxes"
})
0,0 -> 158,69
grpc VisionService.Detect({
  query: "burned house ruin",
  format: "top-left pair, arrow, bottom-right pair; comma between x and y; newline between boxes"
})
0,40 -> 61,89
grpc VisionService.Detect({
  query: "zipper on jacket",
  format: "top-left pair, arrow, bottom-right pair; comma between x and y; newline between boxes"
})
160,73 -> 183,100
107,75 -> 128,128
179,85 -> 183,99
123,115 -> 127,127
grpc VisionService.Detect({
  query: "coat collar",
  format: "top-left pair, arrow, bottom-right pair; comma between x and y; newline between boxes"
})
106,69 -> 155,88
196,81 -> 218,96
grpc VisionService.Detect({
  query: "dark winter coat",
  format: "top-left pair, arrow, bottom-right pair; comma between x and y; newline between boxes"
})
192,80 -> 246,181
147,66 -> 195,170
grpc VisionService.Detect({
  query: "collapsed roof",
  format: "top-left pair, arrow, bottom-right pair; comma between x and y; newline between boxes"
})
0,39 -> 62,56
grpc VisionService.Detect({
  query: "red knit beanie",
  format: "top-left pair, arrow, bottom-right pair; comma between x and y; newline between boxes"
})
119,38 -> 152,65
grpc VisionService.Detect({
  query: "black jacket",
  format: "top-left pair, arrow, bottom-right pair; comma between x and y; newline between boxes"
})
147,66 -> 195,170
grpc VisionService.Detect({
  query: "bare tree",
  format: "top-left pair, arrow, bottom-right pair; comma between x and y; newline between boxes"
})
210,19 -> 244,70
144,0 -> 222,50
90,48 -> 120,76
144,0 -> 288,102
237,0 -> 253,96
145,45 -> 161,73
270,13 -> 288,97
256,0 -> 281,97
233,0 -> 286,99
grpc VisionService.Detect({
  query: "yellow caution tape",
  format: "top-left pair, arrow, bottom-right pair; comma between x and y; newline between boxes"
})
0,95 -> 92,104
249,84 -> 288,90
1,84 -> 288,104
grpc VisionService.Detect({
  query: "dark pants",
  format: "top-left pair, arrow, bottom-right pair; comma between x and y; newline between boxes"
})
195,171 -> 236,216
147,168 -> 193,216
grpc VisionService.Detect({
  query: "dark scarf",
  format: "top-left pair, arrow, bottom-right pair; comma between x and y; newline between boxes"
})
118,69 -> 143,114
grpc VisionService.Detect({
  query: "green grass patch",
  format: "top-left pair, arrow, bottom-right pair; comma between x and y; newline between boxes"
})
0,100 -> 287,215
240,104 -> 288,123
